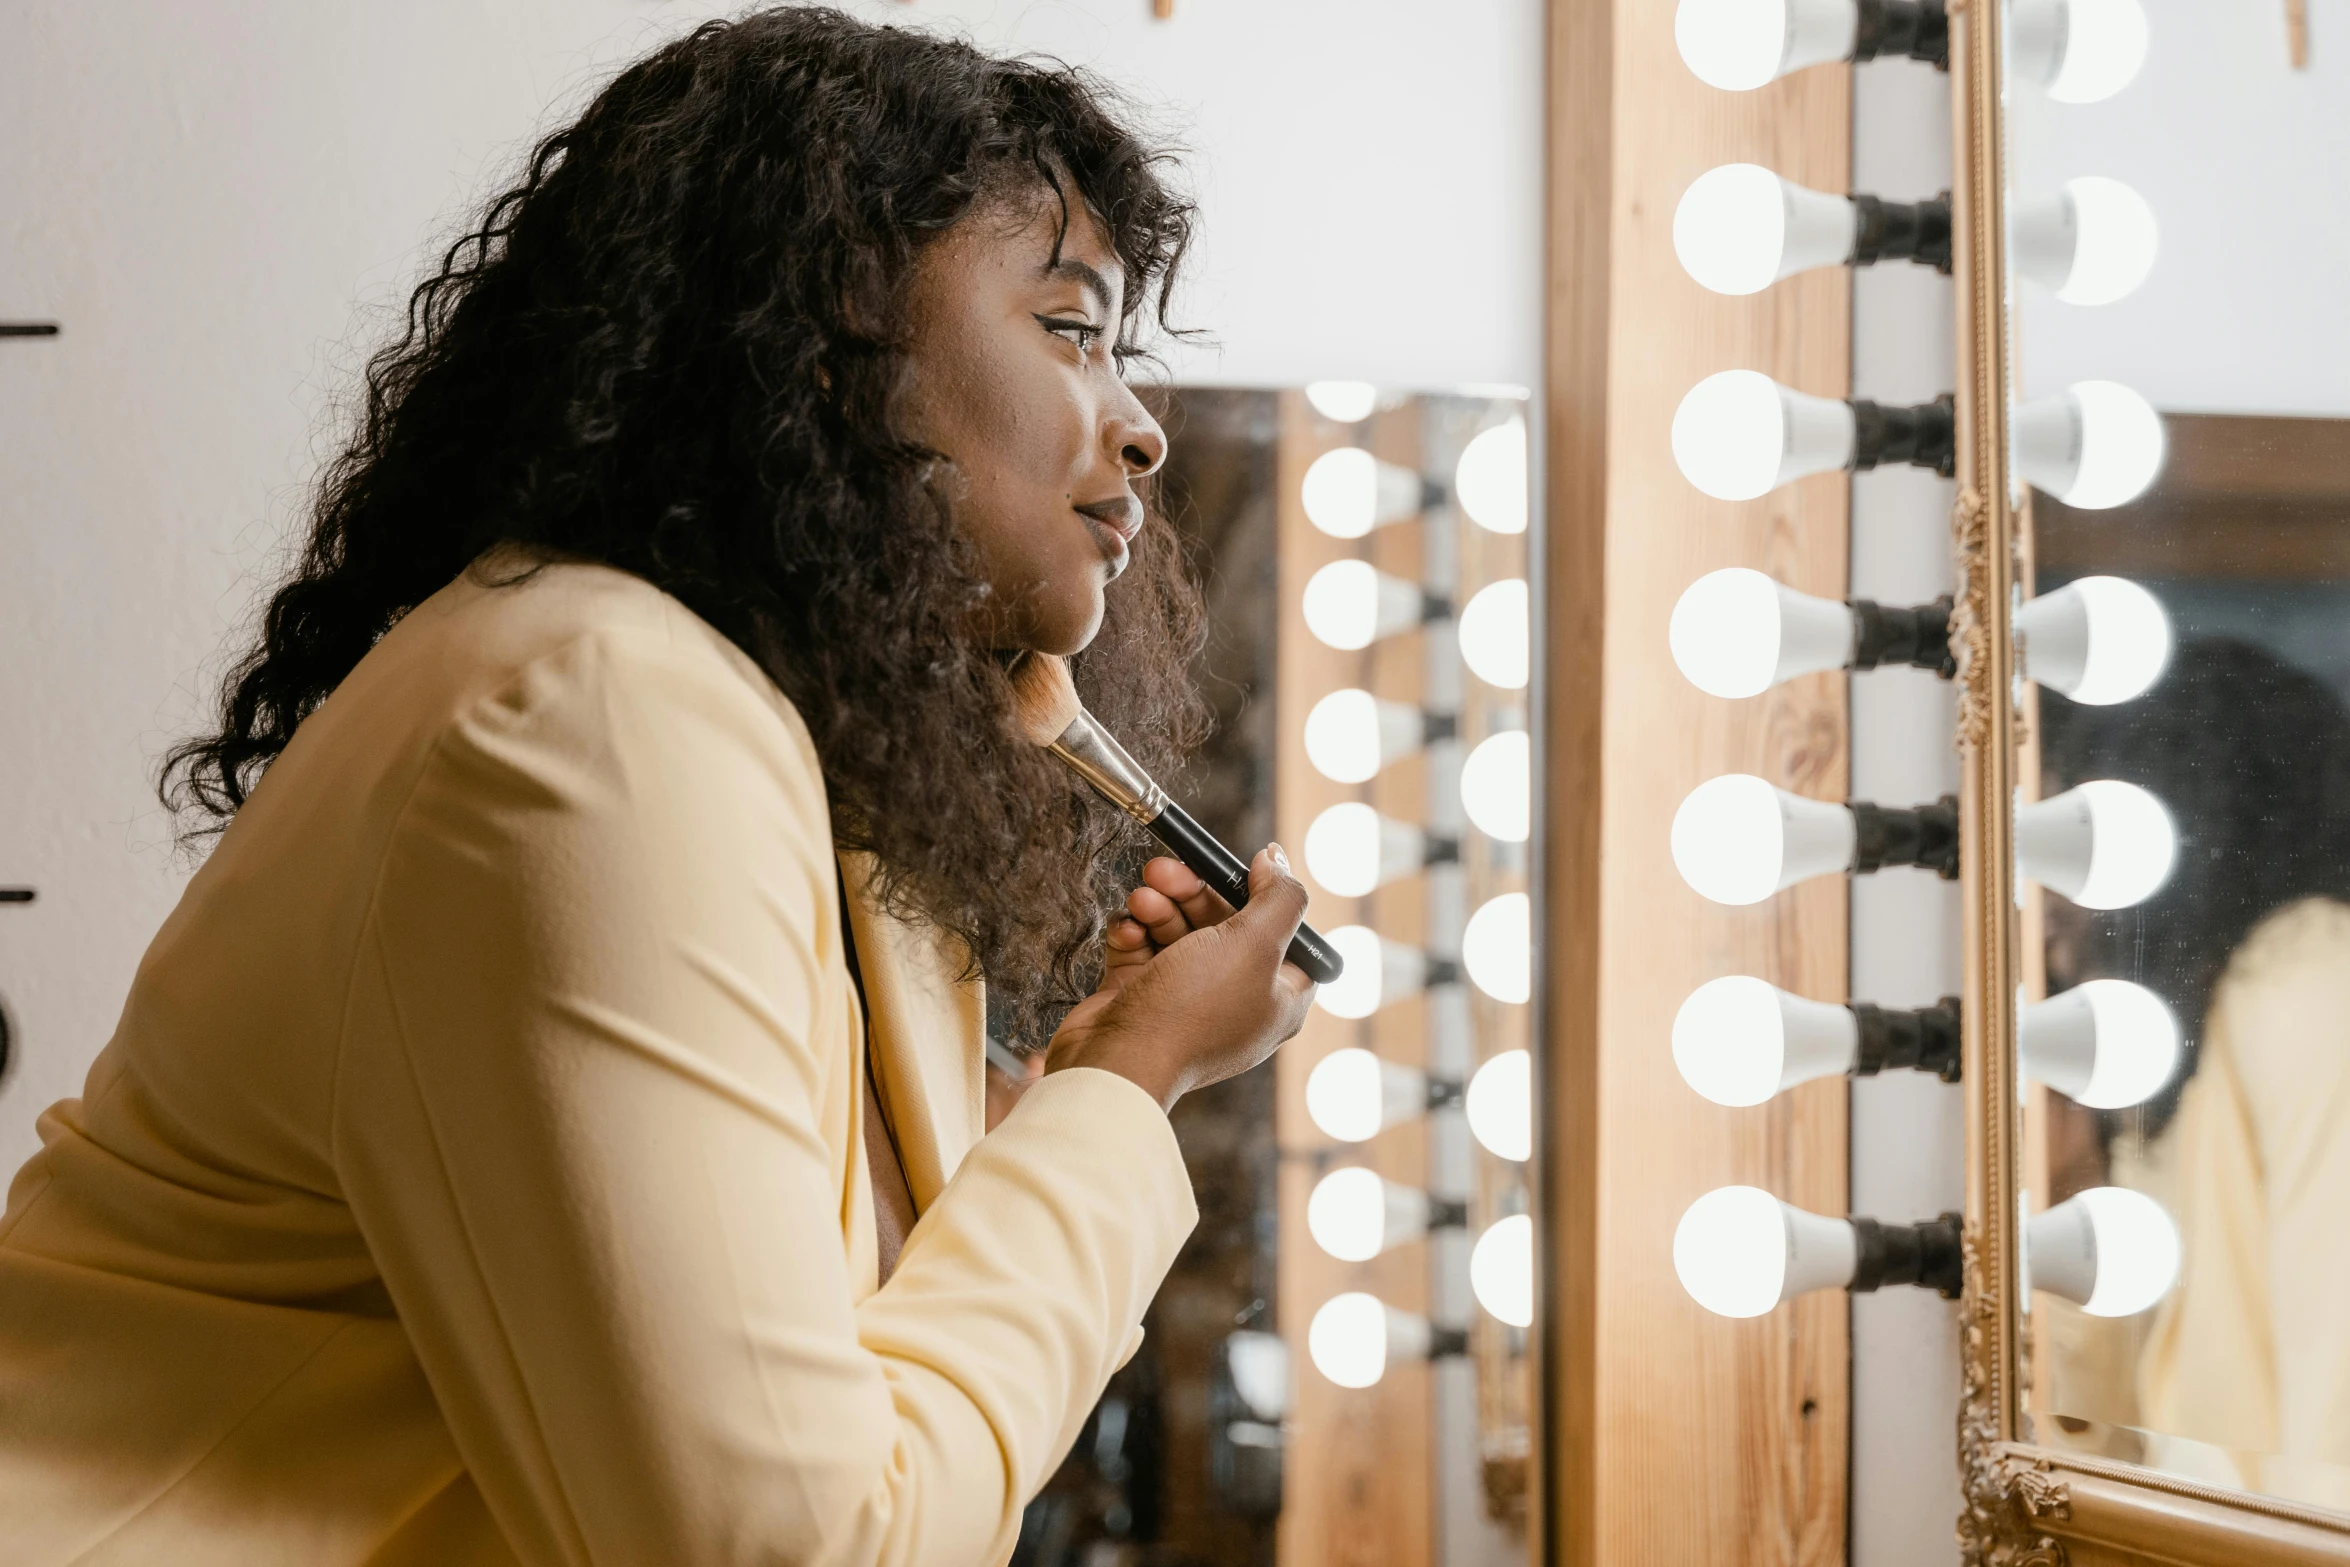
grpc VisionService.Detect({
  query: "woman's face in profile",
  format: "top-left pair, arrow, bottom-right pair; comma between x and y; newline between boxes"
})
897,190 -> 1168,657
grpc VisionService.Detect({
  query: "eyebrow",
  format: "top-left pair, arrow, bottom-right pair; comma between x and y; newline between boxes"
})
1045,256 -> 1121,320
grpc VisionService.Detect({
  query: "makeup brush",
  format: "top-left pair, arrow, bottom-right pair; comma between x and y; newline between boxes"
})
1010,653 -> 1344,984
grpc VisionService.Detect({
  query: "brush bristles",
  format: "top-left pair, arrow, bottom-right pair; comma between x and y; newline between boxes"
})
1008,652 -> 1083,748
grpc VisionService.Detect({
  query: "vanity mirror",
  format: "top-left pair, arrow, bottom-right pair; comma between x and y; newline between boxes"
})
1953,0 -> 2350,1555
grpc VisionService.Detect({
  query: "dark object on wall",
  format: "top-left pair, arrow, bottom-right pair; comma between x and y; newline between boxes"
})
1,889 -> 31,1078
1,323 -> 60,337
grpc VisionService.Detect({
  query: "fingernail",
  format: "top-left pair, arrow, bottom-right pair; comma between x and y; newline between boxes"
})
1269,842 -> 1290,872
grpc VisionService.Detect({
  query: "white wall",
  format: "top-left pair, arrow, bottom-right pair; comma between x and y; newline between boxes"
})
0,0 -> 1541,1171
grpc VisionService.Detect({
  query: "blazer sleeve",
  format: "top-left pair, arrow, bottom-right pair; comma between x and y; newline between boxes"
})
332,624 -> 1198,1567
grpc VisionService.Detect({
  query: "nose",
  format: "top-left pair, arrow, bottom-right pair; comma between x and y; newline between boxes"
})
1108,390 -> 1167,480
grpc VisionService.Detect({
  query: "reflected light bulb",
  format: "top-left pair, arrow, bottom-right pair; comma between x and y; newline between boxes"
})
1471,1214 -> 1537,1327
1466,1049 -> 1533,1162
1672,975 -> 1860,1107
2021,980 -> 2181,1109
2017,779 -> 2176,910
1308,1167 -> 1394,1262
1674,164 -> 1859,296
2015,575 -> 2171,705
2013,381 -> 2165,510
2012,0 -> 2149,104
1302,447 -> 1425,538
1314,926 -> 1390,1019
1459,579 -> 1531,690
1306,380 -> 1380,424
1669,567 -> 1855,699
1673,1185 -> 1858,1318
1303,559 -> 1423,652
1306,1047 -> 1426,1142
2026,1186 -> 2179,1316
1461,730 -> 1532,843
1456,419 -> 1529,535
1305,803 -> 1382,897
1672,370 -> 1855,501
1463,893 -> 1532,1005
1304,689 -> 1420,783
2013,178 -> 2158,306
1670,774 -> 1857,906
1674,0 -> 1858,91
1307,1292 -> 1391,1388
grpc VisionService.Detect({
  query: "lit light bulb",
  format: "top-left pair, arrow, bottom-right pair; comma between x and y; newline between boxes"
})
1673,0 -> 1863,90
1672,975 -> 1861,1107
1304,802 -> 1429,898
2012,177 -> 2158,306
2020,980 -> 2180,1109
1673,1185 -> 1859,1318
1463,892 -> 1532,1005
2013,381 -> 2165,510
1466,1049 -> 1533,1161
1456,419 -> 1529,535
1674,163 -> 1861,296
1315,927 -> 1440,1020
2010,0 -> 2149,104
2015,576 -> 2170,705
1302,448 -> 1427,538
1307,1292 -> 1393,1388
1306,380 -> 1380,424
1672,370 -> 1855,502
1306,1047 -> 1430,1143
1461,730 -> 1532,843
2017,779 -> 2176,910
1669,568 -> 1856,699
1302,560 -> 1426,652
1303,689 -> 1424,783
2025,1186 -> 2180,1316
1471,1214 -> 1537,1327
1671,774 -> 1857,906
1309,1167 -> 1435,1262
1459,579 -> 1531,691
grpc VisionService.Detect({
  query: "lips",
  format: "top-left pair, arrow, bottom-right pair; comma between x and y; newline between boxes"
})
1075,496 -> 1142,574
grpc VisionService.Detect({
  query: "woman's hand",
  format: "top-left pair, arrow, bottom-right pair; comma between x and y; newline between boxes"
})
1046,848 -> 1317,1111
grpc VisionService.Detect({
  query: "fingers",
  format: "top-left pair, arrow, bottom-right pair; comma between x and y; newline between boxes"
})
1101,915 -> 1154,980
1235,845 -> 1310,948
1125,883 -> 1193,950
1142,855 -> 1232,929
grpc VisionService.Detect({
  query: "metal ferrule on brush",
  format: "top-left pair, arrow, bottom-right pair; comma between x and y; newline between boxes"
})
1048,712 -> 1171,827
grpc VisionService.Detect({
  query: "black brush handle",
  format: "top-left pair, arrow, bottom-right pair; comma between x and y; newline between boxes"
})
1147,801 -> 1344,984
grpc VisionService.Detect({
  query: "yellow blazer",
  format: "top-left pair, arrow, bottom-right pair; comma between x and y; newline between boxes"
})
0,554 -> 1198,1566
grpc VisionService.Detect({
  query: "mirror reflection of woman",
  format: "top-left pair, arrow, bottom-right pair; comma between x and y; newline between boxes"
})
2044,636 -> 2350,1506
0,12 -> 1317,1563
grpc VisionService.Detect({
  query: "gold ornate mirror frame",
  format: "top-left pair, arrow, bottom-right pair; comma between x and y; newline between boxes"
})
1950,1 -> 2350,1559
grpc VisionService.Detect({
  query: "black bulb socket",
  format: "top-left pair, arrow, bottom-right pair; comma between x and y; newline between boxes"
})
1850,595 -> 1955,678
1428,1197 -> 1472,1231
1852,0 -> 1950,68
1850,996 -> 1963,1082
1424,956 -> 1465,990
1849,395 -> 1956,478
1426,1076 -> 1467,1113
1849,794 -> 1960,880
1850,1212 -> 1964,1298
1429,1326 -> 1473,1359
1422,710 -> 1460,746
1850,193 -> 1953,274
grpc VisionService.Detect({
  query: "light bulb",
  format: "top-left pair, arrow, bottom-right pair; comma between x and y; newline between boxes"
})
1471,1214 -> 1537,1327
2012,177 -> 2158,306
2013,381 -> 2165,510
2020,980 -> 2180,1109
1674,163 -> 1861,295
1308,1292 -> 1393,1388
1671,774 -> 1857,906
1463,892 -> 1532,1005
1673,1185 -> 1858,1318
1303,689 -> 1423,783
1672,975 -> 1861,1107
2025,1186 -> 2179,1316
1459,579 -> 1531,691
1466,1048 -> 1533,1161
1672,370 -> 1855,501
1304,802 -> 1427,898
2015,576 -> 2170,706
2017,779 -> 2176,910
1306,380 -> 1380,424
1302,448 -> 1426,538
1314,927 -> 1439,1020
1669,568 -> 1856,699
2010,0 -> 2149,103
1673,0 -> 1861,90
1308,1167 -> 1434,1262
1302,559 -> 1425,652
1455,419 -> 1529,535
1461,731 -> 1532,843
1306,1047 -> 1429,1143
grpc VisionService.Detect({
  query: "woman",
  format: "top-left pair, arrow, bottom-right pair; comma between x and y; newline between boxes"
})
0,12 -> 1315,1565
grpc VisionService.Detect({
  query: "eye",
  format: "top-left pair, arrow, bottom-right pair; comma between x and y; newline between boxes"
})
1036,315 -> 1103,357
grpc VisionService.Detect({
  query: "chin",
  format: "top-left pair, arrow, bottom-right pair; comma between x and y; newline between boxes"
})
1029,590 -> 1107,658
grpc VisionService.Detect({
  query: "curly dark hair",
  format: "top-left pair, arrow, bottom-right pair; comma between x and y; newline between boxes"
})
161,7 -> 1208,1049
